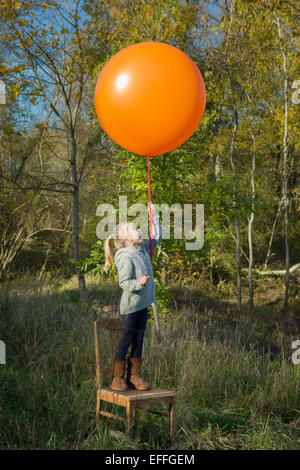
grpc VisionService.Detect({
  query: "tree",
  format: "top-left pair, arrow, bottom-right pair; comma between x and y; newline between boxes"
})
1,0 -> 100,302
229,0 -> 300,321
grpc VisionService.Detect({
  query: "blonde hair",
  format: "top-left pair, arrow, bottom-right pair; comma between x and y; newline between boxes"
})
104,222 -> 134,272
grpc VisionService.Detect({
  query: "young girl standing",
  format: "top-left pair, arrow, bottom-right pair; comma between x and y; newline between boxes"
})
104,202 -> 162,391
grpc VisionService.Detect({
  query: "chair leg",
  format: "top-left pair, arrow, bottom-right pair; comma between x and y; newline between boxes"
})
96,389 -> 101,425
169,398 -> 176,439
126,403 -> 134,438
140,408 -> 146,422
134,406 -> 146,440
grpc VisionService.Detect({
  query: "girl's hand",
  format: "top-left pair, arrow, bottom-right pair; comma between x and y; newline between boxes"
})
147,202 -> 156,217
140,275 -> 150,286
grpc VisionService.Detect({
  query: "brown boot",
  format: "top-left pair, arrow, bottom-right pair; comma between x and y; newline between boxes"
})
126,356 -> 151,390
109,359 -> 129,391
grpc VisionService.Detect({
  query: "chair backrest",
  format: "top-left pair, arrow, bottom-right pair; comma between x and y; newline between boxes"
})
94,304 -> 121,389
99,304 -> 120,318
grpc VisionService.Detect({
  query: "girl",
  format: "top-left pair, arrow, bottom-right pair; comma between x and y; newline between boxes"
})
104,202 -> 162,391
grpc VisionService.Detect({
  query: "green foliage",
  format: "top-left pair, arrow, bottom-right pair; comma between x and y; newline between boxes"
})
78,241 -> 118,282
78,241 -> 104,273
152,281 -> 173,317
1,0 -> 299,301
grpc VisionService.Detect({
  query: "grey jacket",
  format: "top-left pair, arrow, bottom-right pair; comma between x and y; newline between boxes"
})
115,214 -> 162,315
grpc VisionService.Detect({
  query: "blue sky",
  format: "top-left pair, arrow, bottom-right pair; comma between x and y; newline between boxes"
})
3,0 -> 224,133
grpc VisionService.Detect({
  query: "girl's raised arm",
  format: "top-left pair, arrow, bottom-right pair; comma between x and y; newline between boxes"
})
141,204 -> 162,253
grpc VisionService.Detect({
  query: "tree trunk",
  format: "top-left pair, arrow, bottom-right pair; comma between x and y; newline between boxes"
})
248,131 -> 256,312
264,196 -> 283,269
227,67 -> 242,318
276,16 -> 290,326
230,121 -> 242,318
70,133 -> 87,304
242,262 -> 300,276
225,0 -> 242,319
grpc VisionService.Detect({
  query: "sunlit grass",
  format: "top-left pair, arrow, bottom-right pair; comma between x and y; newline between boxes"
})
0,274 -> 299,449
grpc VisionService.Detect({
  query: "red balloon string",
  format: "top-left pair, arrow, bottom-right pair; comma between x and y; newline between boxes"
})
147,156 -> 153,264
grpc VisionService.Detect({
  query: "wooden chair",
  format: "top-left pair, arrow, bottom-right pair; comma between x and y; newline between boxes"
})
94,304 -> 177,438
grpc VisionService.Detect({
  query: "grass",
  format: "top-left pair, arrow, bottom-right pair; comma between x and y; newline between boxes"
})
0,273 -> 299,450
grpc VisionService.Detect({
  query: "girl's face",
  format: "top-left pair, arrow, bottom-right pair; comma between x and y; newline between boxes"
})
125,223 -> 143,246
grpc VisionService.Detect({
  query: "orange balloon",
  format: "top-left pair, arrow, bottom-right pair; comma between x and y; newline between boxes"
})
94,42 -> 206,157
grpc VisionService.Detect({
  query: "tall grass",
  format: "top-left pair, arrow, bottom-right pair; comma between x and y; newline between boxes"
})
0,275 -> 299,449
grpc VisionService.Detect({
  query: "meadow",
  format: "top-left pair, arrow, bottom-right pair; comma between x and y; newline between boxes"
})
0,273 -> 299,450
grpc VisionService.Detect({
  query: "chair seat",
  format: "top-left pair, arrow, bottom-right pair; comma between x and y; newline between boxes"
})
100,386 -> 176,406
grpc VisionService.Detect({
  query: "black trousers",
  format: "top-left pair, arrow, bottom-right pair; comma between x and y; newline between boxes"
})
115,307 -> 150,361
